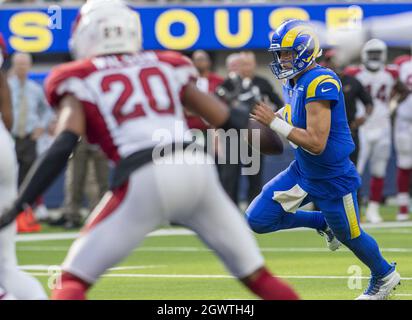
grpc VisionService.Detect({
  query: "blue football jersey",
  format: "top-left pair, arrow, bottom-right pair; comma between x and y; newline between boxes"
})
280,64 -> 361,198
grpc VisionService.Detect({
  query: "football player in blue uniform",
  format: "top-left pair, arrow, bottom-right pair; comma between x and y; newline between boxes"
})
247,19 -> 400,300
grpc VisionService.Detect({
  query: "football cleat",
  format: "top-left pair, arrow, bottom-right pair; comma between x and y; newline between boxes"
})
317,226 -> 342,251
356,264 -> 401,300
365,202 -> 383,224
396,213 -> 410,222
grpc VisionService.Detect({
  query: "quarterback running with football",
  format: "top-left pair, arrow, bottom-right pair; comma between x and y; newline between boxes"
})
248,19 -> 400,300
0,0 -> 298,300
0,33 -> 47,300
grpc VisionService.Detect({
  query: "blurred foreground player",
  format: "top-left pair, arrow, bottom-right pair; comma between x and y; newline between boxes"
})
0,0 -> 297,300
346,39 -> 398,223
0,33 -> 47,299
247,19 -> 400,300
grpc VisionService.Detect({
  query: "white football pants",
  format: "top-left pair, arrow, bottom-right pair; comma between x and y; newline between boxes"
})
62,150 -> 264,284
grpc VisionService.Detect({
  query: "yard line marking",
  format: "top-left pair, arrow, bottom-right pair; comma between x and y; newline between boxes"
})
19,265 -> 166,271
17,246 -> 412,253
16,222 -> 412,242
25,272 -> 412,281
16,233 -> 79,242
360,221 -> 412,228
136,247 -> 412,253
393,294 -> 412,296
16,229 -> 194,242
370,230 -> 412,234
17,246 -> 68,251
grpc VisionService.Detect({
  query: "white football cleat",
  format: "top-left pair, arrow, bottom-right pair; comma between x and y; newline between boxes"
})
317,226 -> 342,251
356,265 -> 401,300
396,213 -> 410,222
365,202 -> 383,224
35,204 -> 49,221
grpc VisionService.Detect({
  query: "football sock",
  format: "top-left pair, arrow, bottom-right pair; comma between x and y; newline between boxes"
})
397,168 -> 411,214
51,272 -> 90,300
341,230 -> 392,278
246,268 -> 299,300
370,177 -> 384,203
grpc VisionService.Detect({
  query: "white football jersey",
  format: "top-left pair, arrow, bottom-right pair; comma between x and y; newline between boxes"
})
45,51 -> 198,162
352,66 -> 397,131
396,60 -> 412,133
399,59 -> 412,91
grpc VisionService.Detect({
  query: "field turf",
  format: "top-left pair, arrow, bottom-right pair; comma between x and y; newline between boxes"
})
16,206 -> 412,300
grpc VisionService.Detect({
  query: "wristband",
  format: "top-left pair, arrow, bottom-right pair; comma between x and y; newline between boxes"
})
269,117 -> 293,138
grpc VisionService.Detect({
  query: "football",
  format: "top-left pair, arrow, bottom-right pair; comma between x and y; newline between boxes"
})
245,118 -> 284,155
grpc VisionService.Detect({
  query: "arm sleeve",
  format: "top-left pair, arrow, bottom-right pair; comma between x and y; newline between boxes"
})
355,78 -> 373,107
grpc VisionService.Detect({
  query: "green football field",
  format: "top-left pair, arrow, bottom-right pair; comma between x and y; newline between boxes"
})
16,206 -> 412,300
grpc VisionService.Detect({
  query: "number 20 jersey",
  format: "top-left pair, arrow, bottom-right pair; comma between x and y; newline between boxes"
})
45,51 -> 198,163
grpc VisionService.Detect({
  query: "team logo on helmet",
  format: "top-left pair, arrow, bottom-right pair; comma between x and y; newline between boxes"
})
269,19 -> 322,80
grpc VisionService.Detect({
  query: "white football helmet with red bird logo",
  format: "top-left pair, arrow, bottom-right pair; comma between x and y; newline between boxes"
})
70,0 -> 142,59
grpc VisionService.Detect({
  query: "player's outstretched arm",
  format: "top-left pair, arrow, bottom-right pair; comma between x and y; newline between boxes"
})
0,95 -> 85,229
252,100 -> 331,155
0,71 -> 12,131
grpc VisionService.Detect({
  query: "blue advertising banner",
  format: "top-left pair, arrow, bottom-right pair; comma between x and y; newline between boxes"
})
0,3 -> 411,53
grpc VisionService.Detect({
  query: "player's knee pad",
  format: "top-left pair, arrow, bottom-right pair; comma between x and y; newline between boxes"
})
395,135 -> 412,169
370,156 -> 390,178
370,140 -> 391,177
245,196 -> 284,234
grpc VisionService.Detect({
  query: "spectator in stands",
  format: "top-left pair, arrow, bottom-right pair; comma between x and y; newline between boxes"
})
9,52 -> 52,186
226,52 -> 242,79
216,51 -> 283,206
50,140 -> 109,229
8,52 -> 52,232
